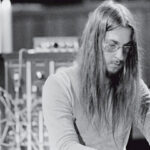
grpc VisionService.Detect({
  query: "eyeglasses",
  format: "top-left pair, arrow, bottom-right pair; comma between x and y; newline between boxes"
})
103,40 -> 134,54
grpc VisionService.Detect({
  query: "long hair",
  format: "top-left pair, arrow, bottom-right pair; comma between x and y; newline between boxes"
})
77,0 -> 141,135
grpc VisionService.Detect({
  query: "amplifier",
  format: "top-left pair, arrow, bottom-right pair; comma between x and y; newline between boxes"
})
3,51 -> 76,97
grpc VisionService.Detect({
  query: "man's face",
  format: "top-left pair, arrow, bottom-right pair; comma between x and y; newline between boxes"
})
103,26 -> 132,75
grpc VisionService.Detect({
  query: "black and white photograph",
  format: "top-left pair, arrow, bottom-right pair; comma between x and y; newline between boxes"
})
0,0 -> 150,150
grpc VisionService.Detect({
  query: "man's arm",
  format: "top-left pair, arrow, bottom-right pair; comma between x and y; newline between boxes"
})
133,79 -> 150,145
42,74 -> 96,150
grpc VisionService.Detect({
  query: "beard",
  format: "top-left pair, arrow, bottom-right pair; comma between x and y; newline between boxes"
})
106,66 -> 124,87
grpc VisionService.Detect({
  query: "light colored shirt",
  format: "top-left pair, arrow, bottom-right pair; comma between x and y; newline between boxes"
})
42,65 -> 150,150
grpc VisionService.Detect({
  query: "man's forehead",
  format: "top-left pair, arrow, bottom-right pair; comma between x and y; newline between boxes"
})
105,27 -> 132,45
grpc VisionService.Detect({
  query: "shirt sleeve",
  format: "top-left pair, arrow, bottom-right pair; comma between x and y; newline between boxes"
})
42,74 -> 96,150
133,79 -> 150,144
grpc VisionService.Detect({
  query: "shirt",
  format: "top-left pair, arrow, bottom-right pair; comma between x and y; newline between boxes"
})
42,64 -> 150,150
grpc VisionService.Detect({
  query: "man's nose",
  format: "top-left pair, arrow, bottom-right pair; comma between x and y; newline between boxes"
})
115,48 -> 124,61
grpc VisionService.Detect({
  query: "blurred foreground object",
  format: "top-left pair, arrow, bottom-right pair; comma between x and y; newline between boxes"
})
1,0 -> 13,53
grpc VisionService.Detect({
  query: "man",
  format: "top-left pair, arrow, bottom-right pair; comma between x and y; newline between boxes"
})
42,1 -> 150,150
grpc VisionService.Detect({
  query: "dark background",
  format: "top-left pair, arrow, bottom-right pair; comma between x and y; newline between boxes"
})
10,0 -> 82,5
11,0 -> 150,87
